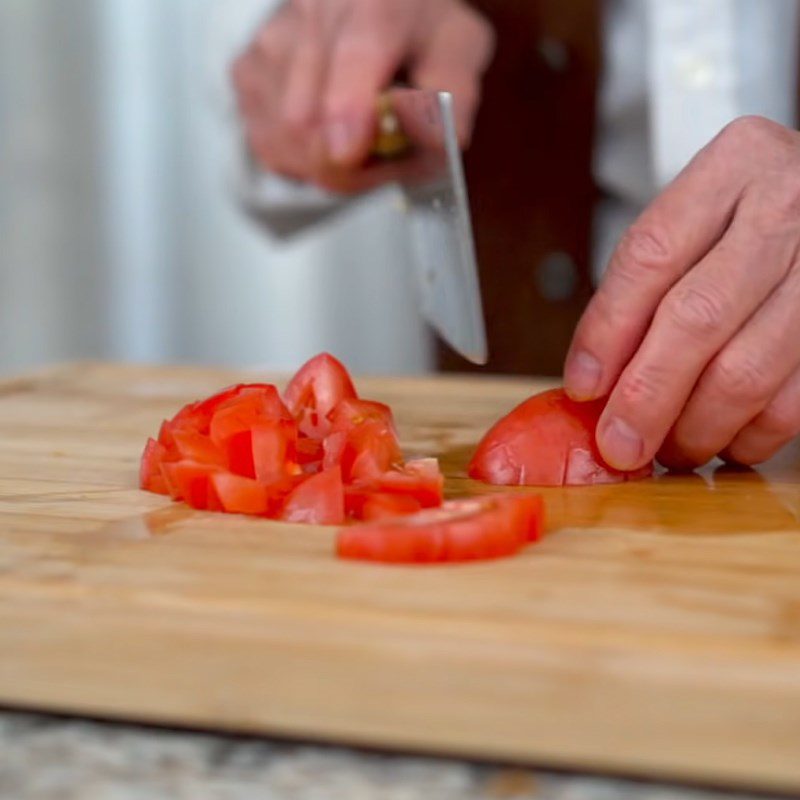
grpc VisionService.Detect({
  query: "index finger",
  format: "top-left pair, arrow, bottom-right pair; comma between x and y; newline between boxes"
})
322,4 -> 414,166
563,120 -> 753,402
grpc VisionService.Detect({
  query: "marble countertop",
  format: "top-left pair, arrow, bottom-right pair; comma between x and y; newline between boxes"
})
0,710 -> 780,800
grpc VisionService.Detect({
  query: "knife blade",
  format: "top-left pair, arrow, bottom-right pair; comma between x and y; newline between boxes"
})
378,89 -> 488,366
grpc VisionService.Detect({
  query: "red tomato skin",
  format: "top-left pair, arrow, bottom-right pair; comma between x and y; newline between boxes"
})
281,467 -> 345,525
140,438 -> 169,494
337,494 -> 544,564
211,472 -> 269,515
283,353 -> 358,437
468,388 -> 654,487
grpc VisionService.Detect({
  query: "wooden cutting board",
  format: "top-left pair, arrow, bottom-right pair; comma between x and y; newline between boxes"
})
2,363 -> 800,792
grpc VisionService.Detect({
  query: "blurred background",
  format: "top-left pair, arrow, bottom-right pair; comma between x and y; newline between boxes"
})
0,0 -> 598,378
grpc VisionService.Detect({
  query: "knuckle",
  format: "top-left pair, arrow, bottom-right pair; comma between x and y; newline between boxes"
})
611,224 -> 673,286
617,363 -> 670,409
661,282 -> 729,339
745,174 -> 800,237
717,115 -> 783,150
707,352 -> 773,405
756,396 -> 800,438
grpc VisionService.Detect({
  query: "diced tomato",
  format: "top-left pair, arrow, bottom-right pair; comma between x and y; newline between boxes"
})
209,387 -> 293,446
251,420 -> 300,483
360,491 -> 423,520
161,461 -> 222,510
211,472 -> 269,515
323,421 -> 402,481
345,486 -> 422,519
140,437 -> 169,494
296,436 -> 324,467
283,353 -> 358,437
281,467 -> 345,525
330,398 -> 396,435
337,493 -> 544,564
467,388 -> 654,487
170,429 -> 227,468
361,458 -> 444,508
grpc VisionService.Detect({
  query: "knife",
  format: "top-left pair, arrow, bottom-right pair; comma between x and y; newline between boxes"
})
375,89 -> 489,366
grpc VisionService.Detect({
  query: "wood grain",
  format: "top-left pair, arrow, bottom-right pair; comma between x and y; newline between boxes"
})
1,363 -> 800,792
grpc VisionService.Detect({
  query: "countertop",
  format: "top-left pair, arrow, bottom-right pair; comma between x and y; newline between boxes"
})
0,710 -> 781,800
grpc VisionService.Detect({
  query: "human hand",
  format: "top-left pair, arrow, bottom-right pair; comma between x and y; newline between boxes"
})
564,116 -> 800,470
230,0 -> 494,192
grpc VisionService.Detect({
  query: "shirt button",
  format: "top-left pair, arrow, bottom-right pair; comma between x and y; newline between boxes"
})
535,252 -> 578,302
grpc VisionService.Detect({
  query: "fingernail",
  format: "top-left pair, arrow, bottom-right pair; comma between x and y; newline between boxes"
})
325,117 -> 355,163
564,350 -> 602,400
599,416 -> 644,471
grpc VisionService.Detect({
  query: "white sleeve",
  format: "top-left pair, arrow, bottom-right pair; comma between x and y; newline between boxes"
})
204,0 -> 352,238
646,0 -> 800,189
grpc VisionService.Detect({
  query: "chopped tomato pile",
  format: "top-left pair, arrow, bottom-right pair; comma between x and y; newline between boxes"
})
468,387 -> 653,486
140,352 -> 548,563
140,353 -> 446,527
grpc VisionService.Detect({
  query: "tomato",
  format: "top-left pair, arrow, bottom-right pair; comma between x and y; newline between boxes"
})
362,493 -> 422,520
330,398 -> 396,435
360,458 -> 444,507
467,388 -> 654,487
337,493 -> 544,563
281,467 -> 345,525
211,472 -> 269,515
139,438 -> 169,494
251,420 -> 300,482
170,429 -> 227,468
209,387 -> 292,446
295,436 -> 324,468
161,461 -> 222,510
283,353 -> 358,437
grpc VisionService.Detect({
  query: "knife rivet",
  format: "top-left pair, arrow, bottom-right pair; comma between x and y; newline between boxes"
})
535,251 -> 578,301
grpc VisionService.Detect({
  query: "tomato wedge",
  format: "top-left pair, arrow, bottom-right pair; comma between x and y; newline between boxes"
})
161,461 -> 222,510
211,472 -> 269,515
468,388 -> 654,487
283,353 -> 358,437
140,438 -> 169,494
337,493 -> 544,563
281,467 -> 345,525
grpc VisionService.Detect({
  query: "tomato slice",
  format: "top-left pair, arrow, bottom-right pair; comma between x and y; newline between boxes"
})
337,493 -> 544,563
323,421 -> 402,481
281,467 -> 345,525
211,472 -> 269,515
283,353 -> 358,437
140,438 -> 169,494
161,461 -> 222,510
468,388 -> 654,487
251,420 -> 300,482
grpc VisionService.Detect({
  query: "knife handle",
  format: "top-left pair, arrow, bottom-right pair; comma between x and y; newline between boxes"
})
371,93 -> 412,159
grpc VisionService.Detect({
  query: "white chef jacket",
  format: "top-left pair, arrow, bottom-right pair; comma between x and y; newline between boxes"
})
593,0 -> 799,279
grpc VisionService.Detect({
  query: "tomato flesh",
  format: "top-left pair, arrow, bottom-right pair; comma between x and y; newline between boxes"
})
284,353 -> 358,437
468,388 -> 653,487
281,467 -> 345,525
